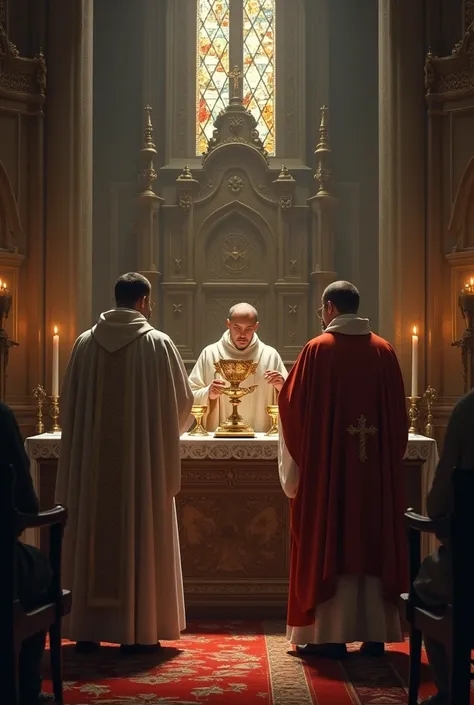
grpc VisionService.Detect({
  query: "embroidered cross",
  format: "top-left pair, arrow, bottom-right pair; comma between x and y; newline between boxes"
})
347,415 -> 378,463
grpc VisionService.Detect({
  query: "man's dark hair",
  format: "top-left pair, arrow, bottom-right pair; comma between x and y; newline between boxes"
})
114,272 -> 151,308
322,280 -> 360,314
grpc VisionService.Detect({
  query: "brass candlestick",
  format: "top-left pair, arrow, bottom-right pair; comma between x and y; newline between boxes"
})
0,282 -> 18,401
265,404 -> 279,436
189,405 -> 209,436
453,282 -> 474,392
50,395 -> 61,433
423,385 -> 437,438
33,385 -> 47,434
408,396 -> 421,435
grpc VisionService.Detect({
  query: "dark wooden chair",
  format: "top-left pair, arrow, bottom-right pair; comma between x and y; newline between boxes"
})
399,468 -> 474,705
0,464 -> 72,705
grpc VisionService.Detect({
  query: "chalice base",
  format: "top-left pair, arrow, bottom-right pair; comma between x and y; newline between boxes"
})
189,423 -> 209,437
214,414 -> 255,438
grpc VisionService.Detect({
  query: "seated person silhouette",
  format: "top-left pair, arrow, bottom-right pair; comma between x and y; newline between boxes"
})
1,401 -> 54,705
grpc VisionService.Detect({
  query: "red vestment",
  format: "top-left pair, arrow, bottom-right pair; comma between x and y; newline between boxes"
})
279,331 -> 408,628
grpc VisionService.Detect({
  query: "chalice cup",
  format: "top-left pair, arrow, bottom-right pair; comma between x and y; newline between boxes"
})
265,404 -> 279,436
189,405 -> 209,436
214,359 -> 258,438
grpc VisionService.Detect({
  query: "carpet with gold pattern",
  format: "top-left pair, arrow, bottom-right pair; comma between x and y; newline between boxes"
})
42,621 -> 464,704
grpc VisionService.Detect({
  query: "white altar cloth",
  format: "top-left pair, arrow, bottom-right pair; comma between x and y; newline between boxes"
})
24,432 -> 438,552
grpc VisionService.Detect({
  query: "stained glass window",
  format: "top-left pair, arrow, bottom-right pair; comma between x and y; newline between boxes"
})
243,0 -> 275,155
196,0 -> 276,156
196,0 -> 230,155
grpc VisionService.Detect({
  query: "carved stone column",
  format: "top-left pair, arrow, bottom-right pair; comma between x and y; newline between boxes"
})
378,0 -> 425,388
307,107 -> 337,320
136,106 -> 163,327
45,0 -> 93,381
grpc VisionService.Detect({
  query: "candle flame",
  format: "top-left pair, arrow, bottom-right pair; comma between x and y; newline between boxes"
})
413,326 -> 417,336
53,326 -> 58,335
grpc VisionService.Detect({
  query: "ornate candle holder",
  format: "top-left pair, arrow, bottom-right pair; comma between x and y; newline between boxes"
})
50,395 -> 61,433
265,404 -> 279,436
33,385 -> 47,434
423,385 -> 437,438
0,282 -> 18,401
453,282 -> 474,392
189,405 -> 209,436
407,396 -> 421,435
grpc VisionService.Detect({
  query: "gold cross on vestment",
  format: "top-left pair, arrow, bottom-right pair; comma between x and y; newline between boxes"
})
347,415 -> 378,463
228,65 -> 243,97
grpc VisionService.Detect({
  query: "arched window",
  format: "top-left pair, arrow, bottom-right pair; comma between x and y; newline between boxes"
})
197,0 -> 275,156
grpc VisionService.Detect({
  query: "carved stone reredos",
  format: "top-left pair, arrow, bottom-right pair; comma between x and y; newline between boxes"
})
202,102 -> 269,166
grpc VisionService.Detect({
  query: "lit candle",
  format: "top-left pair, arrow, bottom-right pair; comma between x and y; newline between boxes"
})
52,326 -> 59,397
464,277 -> 474,293
411,326 -> 418,398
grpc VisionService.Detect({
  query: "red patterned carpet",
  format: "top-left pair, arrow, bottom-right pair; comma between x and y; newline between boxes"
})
41,621 -> 469,704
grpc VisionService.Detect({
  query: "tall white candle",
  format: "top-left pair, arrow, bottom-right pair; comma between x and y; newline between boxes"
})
411,326 -> 418,398
52,326 -> 59,397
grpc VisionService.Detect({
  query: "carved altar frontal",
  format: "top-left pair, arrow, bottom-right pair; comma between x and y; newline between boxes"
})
25,432 -> 438,614
178,434 -> 288,609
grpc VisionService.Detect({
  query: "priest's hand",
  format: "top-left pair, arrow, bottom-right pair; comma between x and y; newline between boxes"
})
264,370 -> 285,392
209,379 -> 227,400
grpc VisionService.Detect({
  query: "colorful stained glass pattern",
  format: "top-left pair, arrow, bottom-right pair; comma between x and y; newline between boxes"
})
197,0 -> 230,155
243,0 -> 275,155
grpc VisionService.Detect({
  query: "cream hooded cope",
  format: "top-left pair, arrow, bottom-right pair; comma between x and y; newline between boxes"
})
56,308 -> 193,644
189,331 -> 287,433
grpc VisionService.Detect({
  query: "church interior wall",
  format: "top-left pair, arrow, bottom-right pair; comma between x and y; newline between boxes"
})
327,0 -> 379,330
0,0 -> 473,445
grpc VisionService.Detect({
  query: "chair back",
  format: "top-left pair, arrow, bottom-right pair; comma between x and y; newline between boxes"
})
0,463 -> 20,678
451,468 -> 474,638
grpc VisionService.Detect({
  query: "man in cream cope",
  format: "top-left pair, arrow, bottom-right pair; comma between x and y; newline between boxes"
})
56,272 -> 193,654
189,303 -> 287,433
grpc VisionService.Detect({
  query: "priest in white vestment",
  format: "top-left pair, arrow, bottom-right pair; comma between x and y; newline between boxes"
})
56,273 -> 193,652
188,303 -> 287,433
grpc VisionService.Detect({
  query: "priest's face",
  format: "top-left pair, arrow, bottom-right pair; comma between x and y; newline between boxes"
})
227,315 -> 259,350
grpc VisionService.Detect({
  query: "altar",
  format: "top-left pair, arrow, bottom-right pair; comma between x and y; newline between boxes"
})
25,432 -> 438,615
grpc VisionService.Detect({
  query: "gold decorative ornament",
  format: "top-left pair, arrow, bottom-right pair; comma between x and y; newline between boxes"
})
407,397 -> 421,435
265,405 -> 279,436
453,279 -> 474,392
49,395 -> 61,433
33,385 -> 47,434
0,280 -> 18,401
423,386 -> 437,438
214,359 -> 258,438
189,405 -> 209,436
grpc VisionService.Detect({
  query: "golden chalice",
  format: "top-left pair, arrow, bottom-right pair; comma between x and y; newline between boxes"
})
189,405 -> 209,436
214,359 -> 258,437
265,404 -> 279,436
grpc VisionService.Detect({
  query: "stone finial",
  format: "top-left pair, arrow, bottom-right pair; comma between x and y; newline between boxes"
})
139,105 -> 157,195
314,105 -> 333,197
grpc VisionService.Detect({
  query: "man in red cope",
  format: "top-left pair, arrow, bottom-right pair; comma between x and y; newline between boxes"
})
278,280 -> 408,659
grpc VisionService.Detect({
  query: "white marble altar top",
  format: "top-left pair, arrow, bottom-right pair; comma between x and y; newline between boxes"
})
25,431 -> 437,463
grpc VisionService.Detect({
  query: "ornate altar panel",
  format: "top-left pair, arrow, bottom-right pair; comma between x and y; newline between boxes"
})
137,99 -> 335,366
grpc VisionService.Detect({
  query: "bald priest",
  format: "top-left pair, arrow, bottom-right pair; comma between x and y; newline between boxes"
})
189,303 -> 288,433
